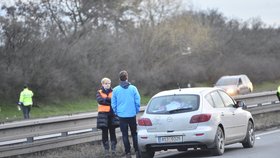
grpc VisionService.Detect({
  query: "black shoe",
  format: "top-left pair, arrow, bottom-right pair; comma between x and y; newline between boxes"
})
135,151 -> 141,158
104,152 -> 110,158
126,153 -> 132,158
111,151 -> 116,156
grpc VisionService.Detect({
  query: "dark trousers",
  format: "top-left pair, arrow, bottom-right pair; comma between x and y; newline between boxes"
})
101,116 -> 117,151
119,116 -> 138,154
21,105 -> 31,119
277,92 -> 280,101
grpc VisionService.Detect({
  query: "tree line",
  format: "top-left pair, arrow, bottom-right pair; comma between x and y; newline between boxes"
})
1,0 -> 279,103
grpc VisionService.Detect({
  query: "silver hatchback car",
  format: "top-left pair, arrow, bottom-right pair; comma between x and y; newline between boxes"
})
138,87 -> 255,158
214,75 -> 253,96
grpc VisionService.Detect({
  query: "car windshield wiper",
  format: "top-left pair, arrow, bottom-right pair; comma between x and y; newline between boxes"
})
168,107 -> 193,113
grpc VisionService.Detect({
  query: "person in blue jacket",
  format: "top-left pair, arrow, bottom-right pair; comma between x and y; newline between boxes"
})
111,70 -> 141,158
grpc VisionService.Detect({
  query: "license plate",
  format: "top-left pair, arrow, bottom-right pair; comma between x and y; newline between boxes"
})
158,136 -> 183,143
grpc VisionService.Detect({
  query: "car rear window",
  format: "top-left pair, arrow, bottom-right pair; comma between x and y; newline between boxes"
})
146,95 -> 199,114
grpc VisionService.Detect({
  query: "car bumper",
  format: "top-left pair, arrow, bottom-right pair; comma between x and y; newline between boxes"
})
138,126 -> 217,152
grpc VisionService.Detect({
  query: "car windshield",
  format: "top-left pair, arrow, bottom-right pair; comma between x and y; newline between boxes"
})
216,77 -> 238,86
146,95 -> 199,114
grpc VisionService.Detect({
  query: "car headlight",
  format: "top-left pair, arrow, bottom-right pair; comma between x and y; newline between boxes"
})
226,88 -> 236,95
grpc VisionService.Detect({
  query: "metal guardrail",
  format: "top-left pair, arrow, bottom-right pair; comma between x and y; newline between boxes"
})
0,112 -> 101,157
0,90 -> 279,157
233,90 -> 280,114
233,90 -> 278,107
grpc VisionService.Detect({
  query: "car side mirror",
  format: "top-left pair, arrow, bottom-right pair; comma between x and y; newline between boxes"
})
234,101 -> 246,109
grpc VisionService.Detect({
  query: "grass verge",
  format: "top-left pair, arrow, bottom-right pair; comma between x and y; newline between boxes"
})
0,96 -> 151,122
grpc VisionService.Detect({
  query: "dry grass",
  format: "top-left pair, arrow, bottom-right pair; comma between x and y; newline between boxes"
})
8,137 -> 136,158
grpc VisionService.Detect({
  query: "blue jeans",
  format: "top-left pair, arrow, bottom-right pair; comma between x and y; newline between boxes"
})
21,105 -> 31,119
119,116 -> 139,154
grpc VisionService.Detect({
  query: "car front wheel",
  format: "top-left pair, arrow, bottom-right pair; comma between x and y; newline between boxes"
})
211,127 -> 225,156
242,120 -> 255,148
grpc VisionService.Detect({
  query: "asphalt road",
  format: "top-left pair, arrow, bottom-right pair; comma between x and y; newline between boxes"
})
151,127 -> 280,158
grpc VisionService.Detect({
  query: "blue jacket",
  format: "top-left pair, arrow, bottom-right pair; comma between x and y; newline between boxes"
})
112,81 -> 141,118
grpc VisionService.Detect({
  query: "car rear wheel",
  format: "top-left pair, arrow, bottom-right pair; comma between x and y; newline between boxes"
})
211,127 -> 225,156
242,121 -> 255,148
141,149 -> 155,158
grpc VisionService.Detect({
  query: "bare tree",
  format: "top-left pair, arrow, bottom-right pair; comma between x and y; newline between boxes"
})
1,0 -> 280,103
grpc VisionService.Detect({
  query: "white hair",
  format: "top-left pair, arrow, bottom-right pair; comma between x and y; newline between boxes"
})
101,77 -> 111,84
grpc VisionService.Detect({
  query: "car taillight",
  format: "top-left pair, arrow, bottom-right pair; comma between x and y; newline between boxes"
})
138,118 -> 152,126
190,114 -> 211,123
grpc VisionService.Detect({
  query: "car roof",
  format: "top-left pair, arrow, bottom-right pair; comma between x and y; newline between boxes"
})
152,87 -> 221,98
219,74 -> 247,79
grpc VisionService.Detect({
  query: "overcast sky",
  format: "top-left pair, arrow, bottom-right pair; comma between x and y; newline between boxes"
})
187,0 -> 280,27
1,0 -> 280,27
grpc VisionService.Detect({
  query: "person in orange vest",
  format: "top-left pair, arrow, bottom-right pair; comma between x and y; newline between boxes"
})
96,77 -> 118,156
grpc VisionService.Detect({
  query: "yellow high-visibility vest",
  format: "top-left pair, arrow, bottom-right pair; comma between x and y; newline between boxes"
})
19,88 -> 34,106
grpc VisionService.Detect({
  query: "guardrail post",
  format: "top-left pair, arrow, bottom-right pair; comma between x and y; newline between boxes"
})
61,132 -> 68,137
27,137 -> 34,143
272,101 -> 277,104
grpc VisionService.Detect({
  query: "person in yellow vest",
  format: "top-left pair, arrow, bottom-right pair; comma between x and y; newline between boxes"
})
96,78 -> 118,156
277,85 -> 280,101
18,84 -> 34,119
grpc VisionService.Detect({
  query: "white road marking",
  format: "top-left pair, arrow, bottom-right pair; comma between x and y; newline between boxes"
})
256,129 -> 280,137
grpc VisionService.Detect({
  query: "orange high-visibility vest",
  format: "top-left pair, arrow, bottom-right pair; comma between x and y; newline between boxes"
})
98,90 -> 112,112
